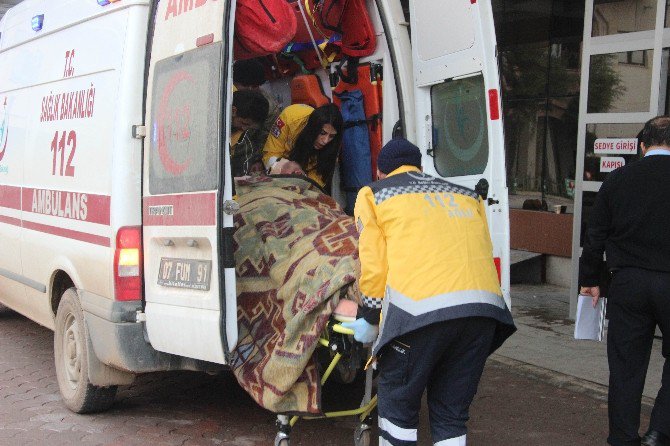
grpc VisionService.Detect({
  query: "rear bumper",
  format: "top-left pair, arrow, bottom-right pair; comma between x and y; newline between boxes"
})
81,290 -> 224,373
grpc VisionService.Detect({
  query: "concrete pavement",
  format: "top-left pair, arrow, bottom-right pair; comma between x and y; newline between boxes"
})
0,283 -> 663,445
496,284 -> 663,404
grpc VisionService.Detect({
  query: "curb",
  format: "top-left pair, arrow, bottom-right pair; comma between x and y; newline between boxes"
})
489,354 -> 656,410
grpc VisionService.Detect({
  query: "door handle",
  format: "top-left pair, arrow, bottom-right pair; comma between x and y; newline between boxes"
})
476,179 -> 499,205
475,178 -> 489,200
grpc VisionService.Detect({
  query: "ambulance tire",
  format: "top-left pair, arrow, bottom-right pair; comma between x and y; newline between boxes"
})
54,288 -> 117,413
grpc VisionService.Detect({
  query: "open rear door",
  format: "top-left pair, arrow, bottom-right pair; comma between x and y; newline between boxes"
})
142,0 -> 237,363
409,0 -> 510,305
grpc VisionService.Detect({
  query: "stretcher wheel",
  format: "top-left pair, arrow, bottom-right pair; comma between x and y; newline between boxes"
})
354,424 -> 371,446
274,434 -> 290,446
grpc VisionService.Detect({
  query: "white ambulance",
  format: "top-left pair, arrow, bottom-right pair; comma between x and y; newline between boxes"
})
0,0 -> 509,413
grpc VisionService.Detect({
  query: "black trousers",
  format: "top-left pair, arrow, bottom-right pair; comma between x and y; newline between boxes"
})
607,267 -> 670,446
377,317 -> 496,446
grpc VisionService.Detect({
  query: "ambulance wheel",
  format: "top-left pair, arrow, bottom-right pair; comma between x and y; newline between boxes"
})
354,425 -> 371,446
54,288 -> 117,413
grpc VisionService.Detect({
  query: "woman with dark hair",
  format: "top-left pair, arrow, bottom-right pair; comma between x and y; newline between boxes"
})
263,103 -> 343,192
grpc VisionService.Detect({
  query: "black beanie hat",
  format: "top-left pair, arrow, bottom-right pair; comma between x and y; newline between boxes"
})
377,138 -> 422,174
233,59 -> 267,87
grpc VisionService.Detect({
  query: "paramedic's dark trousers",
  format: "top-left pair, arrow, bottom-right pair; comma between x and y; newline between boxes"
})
607,267 -> 670,446
377,317 -> 496,446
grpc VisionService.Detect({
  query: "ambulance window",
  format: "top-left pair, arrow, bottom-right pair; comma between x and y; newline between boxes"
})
149,43 -> 222,194
431,75 -> 489,177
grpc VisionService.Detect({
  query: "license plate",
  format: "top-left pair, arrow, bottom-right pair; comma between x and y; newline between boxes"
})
157,258 -> 212,291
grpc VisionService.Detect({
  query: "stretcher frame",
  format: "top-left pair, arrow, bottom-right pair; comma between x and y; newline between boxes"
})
274,322 -> 377,446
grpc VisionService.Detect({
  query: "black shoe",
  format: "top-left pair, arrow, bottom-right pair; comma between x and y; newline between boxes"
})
642,430 -> 670,446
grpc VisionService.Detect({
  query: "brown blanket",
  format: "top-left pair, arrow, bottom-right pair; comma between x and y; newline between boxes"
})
231,175 -> 360,415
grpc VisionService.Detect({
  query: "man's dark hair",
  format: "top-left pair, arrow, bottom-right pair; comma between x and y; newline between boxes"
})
232,90 -> 269,124
640,116 -> 670,148
233,59 -> 267,87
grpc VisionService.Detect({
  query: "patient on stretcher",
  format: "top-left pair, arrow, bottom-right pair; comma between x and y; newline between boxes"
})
230,174 -> 361,415
332,298 -> 358,323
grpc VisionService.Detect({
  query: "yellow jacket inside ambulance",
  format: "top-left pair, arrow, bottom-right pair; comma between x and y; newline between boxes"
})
263,104 -> 320,182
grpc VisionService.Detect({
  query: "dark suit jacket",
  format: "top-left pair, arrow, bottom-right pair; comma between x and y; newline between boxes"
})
579,154 -> 670,286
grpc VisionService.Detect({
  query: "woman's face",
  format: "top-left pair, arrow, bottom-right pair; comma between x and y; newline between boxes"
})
313,124 -> 338,150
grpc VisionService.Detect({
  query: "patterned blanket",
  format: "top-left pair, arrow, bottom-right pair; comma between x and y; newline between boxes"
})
231,175 -> 360,415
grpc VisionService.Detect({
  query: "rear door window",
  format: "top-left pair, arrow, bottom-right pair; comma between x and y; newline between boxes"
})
149,43 -> 221,195
431,74 -> 489,177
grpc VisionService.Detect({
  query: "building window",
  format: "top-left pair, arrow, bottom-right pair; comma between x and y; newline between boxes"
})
587,50 -> 653,113
492,0 -> 585,210
583,122 -> 644,182
592,0 -> 656,37
617,49 -> 646,66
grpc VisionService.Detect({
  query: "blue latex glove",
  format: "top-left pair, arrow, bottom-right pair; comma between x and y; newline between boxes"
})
341,318 -> 379,344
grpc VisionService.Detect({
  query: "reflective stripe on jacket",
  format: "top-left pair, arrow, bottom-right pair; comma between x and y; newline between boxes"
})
354,166 -> 515,356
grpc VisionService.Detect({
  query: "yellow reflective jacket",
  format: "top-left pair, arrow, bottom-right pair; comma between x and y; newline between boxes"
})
262,104 -> 325,188
354,166 -> 515,355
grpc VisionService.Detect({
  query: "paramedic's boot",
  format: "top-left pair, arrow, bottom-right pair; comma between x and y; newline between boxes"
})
435,435 -> 466,446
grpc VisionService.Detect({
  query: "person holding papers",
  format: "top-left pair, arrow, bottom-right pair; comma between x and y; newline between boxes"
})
580,116 -> 670,446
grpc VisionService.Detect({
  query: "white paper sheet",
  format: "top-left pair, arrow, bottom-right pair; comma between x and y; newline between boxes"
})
574,294 -> 606,341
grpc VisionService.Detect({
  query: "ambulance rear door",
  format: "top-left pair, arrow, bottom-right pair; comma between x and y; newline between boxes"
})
142,0 -> 237,363
409,0 -> 510,305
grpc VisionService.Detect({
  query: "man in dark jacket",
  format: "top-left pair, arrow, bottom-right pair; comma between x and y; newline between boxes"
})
233,59 -> 282,152
230,89 -> 268,177
580,116 -> 670,446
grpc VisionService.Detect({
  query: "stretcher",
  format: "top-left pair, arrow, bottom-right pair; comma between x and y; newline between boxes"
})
274,300 -> 378,446
332,62 -> 383,178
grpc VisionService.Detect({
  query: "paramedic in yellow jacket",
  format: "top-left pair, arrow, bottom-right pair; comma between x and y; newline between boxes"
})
342,138 -> 516,446
263,103 -> 343,193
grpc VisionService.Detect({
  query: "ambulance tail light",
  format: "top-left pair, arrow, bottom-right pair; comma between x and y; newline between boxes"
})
494,257 -> 501,284
114,226 -> 143,301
